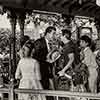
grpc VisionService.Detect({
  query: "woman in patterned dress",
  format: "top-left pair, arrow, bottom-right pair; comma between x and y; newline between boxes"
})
52,29 -> 74,100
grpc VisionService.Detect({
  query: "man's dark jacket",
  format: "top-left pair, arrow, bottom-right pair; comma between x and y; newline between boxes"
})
33,37 -> 52,89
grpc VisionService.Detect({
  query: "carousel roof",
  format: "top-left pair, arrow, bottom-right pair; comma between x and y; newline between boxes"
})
0,0 -> 100,18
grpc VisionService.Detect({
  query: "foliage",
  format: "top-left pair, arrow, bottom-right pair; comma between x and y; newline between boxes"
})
25,13 -> 71,29
0,28 -> 11,51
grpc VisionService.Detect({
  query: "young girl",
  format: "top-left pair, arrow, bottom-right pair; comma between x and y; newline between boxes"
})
15,40 -> 45,100
80,35 -> 98,93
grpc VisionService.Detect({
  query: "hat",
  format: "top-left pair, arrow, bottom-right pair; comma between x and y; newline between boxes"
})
47,50 -> 61,63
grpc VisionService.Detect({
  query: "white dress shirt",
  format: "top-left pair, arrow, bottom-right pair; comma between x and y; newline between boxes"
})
45,38 -> 51,52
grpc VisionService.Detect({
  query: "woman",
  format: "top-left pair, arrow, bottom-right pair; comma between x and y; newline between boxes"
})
57,29 -> 75,90
15,40 -> 45,100
52,29 -> 75,100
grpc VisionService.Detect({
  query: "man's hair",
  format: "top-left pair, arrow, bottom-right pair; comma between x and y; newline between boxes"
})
61,29 -> 71,39
80,35 -> 91,46
44,26 -> 56,36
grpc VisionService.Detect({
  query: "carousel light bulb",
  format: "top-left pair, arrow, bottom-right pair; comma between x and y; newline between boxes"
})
0,5 -> 3,14
79,0 -> 82,5
96,0 -> 100,6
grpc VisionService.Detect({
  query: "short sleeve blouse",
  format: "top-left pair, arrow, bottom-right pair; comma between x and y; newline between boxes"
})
62,40 -> 74,67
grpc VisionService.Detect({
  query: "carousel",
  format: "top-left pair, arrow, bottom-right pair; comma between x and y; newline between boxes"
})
0,0 -> 99,84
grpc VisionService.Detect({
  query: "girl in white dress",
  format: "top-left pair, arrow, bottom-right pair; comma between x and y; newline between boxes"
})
15,41 -> 45,100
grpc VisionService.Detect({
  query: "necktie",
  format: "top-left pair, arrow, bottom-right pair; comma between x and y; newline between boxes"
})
48,42 -> 52,52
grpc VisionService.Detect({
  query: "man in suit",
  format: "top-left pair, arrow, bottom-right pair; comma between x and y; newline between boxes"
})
33,26 -> 56,90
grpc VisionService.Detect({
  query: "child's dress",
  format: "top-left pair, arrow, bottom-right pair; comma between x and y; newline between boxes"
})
15,58 -> 46,100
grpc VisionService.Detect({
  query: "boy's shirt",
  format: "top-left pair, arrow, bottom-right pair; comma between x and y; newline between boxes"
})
82,47 -> 98,69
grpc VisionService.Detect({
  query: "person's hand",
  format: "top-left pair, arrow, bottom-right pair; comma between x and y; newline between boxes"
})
58,70 -> 65,76
46,58 -> 53,63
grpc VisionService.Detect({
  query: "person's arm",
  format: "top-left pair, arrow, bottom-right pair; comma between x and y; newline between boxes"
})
15,60 -> 22,86
58,53 -> 74,76
15,60 -> 22,80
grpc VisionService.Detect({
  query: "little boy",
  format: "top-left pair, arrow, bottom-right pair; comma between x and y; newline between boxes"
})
80,35 -> 98,93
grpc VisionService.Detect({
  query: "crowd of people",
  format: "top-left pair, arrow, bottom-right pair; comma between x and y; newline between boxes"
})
14,26 -> 100,100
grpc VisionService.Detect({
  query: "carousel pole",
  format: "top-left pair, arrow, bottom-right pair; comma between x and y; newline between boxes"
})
18,12 -> 26,41
9,10 -> 17,80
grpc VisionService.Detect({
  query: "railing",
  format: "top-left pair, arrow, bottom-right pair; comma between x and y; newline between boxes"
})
1,87 -> 100,100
